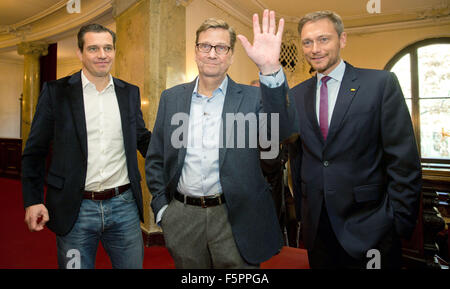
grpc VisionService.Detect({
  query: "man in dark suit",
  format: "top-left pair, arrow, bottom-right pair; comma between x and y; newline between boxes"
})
239,10 -> 421,268
22,24 -> 151,269
145,18 -> 283,268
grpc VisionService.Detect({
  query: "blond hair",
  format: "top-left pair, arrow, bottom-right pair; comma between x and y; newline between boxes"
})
298,11 -> 344,36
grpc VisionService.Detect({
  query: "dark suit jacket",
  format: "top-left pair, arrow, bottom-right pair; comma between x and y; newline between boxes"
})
261,63 -> 422,259
22,71 -> 151,236
145,76 -> 283,265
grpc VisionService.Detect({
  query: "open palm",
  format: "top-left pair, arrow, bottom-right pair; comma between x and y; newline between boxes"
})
238,10 -> 284,75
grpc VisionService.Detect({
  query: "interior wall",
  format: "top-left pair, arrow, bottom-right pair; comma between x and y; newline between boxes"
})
0,56 -> 23,138
57,58 -> 81,79
187,2 -> 450,89
186,0 -> 259,86
342,23 -> 450,70
280,21 -> 450,87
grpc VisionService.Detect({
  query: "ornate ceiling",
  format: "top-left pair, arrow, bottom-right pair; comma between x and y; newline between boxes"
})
0,0 -> 448,56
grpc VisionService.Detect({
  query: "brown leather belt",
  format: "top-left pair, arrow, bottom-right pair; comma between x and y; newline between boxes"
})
82,184 -> 131,201
174,190 -> 225,208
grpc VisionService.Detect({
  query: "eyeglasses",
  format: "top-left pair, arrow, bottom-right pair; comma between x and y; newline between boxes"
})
196,43 -> 231,55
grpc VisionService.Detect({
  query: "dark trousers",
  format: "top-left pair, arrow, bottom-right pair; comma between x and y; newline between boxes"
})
307,203 -> 402,269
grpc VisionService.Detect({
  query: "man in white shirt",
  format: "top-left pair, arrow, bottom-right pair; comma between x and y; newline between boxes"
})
22,24 -> 151,269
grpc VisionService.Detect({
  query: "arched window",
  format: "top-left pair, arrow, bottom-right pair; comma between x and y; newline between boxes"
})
385,38 -> 450,165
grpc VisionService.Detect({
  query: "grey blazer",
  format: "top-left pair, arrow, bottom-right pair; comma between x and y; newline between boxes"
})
145,76 -> 283,264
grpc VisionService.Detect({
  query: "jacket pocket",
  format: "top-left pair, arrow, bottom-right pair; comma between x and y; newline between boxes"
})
353,184 -> 382,203
47,171 -> 65,190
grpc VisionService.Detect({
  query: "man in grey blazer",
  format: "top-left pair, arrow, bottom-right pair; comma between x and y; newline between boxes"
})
145,18 -> 283,268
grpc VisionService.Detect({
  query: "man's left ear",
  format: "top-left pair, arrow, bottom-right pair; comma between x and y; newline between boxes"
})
339,32 -> 347,49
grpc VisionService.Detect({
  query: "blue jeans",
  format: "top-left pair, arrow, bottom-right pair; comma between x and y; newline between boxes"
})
56,188 -> 144,269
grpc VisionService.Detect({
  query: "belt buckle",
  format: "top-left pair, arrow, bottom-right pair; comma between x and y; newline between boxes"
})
200,196 -> 207,208
91,192 -> 95,200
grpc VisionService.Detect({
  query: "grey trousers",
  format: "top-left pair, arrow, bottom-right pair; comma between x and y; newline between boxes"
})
161,198 -> 259,269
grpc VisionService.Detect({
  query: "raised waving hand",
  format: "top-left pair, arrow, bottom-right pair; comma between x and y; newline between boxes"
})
237,9 -> 284,75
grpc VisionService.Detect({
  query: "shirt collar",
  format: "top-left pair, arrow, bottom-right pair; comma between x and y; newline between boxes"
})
193,75 -> 228,98
81,70 -> 114,91
317,59 -> 346,84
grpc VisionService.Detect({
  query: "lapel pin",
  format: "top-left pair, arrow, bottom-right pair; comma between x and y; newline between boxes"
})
350,88 -> 356,91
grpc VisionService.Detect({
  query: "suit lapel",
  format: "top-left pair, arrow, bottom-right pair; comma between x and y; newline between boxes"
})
326,63 -> 360,146
67,71 -> 88,160
114,78 -> 130,156
219,77 -> 243,170
303,76 -> 325,145
177,79 -> 196,168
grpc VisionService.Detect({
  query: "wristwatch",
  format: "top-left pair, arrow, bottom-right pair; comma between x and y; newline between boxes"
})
262,68 -> 281,77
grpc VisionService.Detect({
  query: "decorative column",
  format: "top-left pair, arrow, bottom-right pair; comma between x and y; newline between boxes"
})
17,42 -> 48,147
112,0 -> 186,244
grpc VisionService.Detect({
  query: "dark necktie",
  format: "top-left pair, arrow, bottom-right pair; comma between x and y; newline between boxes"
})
319,76 -> 331,140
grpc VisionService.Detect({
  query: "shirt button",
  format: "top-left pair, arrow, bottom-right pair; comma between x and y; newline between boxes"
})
323,161 -> 329,167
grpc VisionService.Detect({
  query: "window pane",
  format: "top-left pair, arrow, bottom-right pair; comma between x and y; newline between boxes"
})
390,53 -> 411,99
418,44 -> 450,99
405,98 -> 412,115
420,98 -> 450,159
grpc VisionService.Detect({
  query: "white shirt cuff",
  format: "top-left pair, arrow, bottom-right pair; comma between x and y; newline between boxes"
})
156,205 -> 168,226
259,68 -> 286,88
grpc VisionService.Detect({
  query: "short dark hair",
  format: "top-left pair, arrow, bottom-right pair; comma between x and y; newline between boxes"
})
77,23 -> 116,51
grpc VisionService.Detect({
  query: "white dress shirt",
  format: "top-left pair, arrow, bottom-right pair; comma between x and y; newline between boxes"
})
81,71 -> 130,192
315,60 -> 346,126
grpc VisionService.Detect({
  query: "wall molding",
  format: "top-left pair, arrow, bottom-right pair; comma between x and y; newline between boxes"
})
0,138 -> 22,179
0,56 -> 23,65
176,0 -> 194,7
0,1 -> 68,34
207,0 -> 253,27
207,0 -> 450,35
346,15 -> 450,35
0,0 -> 113,51
141,224 -> 165,247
